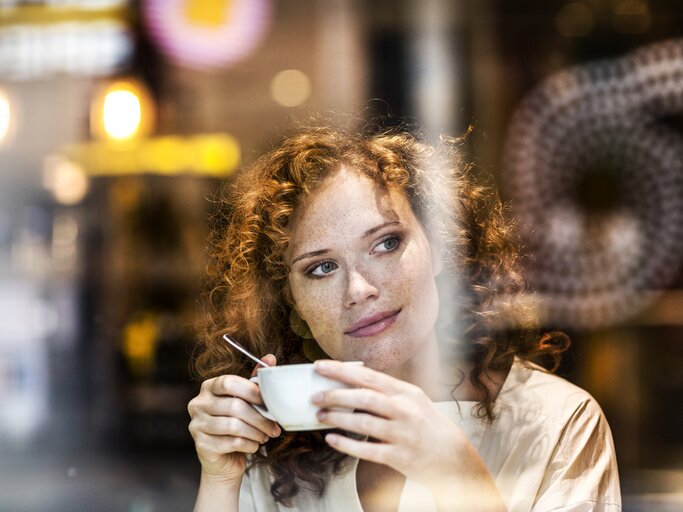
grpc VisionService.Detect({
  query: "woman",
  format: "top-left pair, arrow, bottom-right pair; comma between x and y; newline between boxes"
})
188,123 -> 621,511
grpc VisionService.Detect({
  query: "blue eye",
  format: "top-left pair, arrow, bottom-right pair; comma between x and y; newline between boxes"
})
309,260 -> 338,277
375,235 -> 400,253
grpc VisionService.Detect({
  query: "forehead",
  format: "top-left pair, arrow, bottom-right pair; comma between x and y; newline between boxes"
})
287,168 -> 415,253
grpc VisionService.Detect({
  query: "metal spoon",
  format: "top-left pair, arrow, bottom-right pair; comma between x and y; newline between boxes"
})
222,334 -> 271,368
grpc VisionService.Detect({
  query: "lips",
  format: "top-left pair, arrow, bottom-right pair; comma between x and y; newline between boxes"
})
344,309 -> 401,338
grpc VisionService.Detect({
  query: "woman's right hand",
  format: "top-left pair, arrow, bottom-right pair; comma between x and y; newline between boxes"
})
188,354 -> 281,484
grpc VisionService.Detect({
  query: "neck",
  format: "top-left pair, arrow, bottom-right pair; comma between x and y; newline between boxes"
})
384,330 -> 460,401
384,331 -> 510,403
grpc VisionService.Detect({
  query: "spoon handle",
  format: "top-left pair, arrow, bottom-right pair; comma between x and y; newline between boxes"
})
222,334 -> 271,368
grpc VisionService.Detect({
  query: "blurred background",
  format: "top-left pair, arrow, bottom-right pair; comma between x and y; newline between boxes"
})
1,1 -> 682,510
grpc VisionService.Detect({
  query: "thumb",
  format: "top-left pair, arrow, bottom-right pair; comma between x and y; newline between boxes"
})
251,354 -> 277,377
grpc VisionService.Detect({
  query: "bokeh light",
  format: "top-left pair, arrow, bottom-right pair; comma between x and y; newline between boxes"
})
503,39 -> 683,328
270,69 -> 312,107
43,154 -> 90,205
91,79 -> 155,142
613,0 -> 651,34
143,0 -> 272,70
103,90 -> 142,140
0,88 -> 13,147
63,133 -> 241,177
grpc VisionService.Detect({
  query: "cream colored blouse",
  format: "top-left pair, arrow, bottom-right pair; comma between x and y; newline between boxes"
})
238,358 -> 621,511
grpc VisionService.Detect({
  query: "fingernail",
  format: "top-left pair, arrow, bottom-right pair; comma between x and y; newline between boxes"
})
317,409 -> 326,420
311,392 -> 323,404
272,426 -> 281,437
314,360 -> 330,371
262,436 -> 270,444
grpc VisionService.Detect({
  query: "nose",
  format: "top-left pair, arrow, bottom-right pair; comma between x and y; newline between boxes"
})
344,269 -> 379,308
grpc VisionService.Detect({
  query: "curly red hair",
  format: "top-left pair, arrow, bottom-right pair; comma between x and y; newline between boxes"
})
194,122 -> 569,506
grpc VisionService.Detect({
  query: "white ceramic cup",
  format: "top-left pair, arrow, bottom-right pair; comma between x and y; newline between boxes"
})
250,361 -> 363,431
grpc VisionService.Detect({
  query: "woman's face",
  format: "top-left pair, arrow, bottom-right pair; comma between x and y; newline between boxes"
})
286,167 -> 441,373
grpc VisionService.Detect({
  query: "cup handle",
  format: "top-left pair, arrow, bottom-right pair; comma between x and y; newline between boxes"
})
249,376 -> 277,422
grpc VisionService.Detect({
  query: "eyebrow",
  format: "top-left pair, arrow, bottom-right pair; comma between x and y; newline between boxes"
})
291,220 -> 402,265
362,220 -> 401,238
291,249 -> 330,265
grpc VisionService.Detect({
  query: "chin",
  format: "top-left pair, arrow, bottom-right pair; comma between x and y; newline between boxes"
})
347,339 -> 418,373
330,349 -> 383,369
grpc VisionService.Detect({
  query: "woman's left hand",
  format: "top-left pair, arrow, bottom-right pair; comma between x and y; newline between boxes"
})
312,359 -> 475,490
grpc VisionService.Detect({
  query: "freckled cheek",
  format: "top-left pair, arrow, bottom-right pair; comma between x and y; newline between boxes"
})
292,285 -> 340,336
390,249 -> 433,294
389,253 -> 439,320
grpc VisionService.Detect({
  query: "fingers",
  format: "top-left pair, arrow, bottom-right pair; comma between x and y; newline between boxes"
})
312,388 -> 398,418
317,409 -> 401,443
192,431 -> 262,455
189,375 -> 282,439
324,432 -> 394,466
194,413 -> 270,443
207,374 -> 263,404
251,354 -> 277,377
314,359 -> 409,395
202,396 -> 281,438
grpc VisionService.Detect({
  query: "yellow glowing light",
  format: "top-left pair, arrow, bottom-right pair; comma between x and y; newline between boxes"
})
192,134 -> 241,175
141,136 -> 189,174
103,90 -> 141,140
270,69 -> 312,107
91,79 -> 154,142
123,313 -> 159,376
184,0 -> 231,27
63,133 -> 241,177
0,89 -> 12,146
